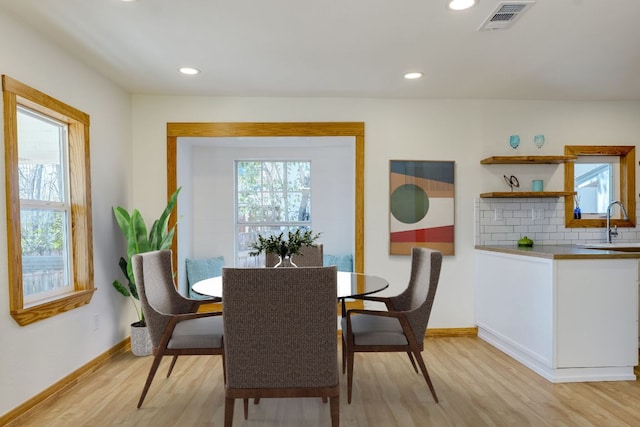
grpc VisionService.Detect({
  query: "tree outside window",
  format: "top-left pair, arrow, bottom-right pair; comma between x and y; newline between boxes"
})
18,107 -> 72,302
236,160 -> 311,266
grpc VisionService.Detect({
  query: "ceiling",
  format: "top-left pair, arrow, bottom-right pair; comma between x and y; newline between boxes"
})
2,0 -> 640,101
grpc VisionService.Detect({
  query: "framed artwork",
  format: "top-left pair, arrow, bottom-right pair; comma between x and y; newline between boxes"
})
389,160 -> 455,255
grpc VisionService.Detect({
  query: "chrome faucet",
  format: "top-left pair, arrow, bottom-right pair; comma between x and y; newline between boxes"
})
606,200 -> 629,243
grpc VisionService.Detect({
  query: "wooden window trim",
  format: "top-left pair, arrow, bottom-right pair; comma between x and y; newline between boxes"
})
2,75 -> 94,326
564,145 -> 636,228
166,122 -> 364,312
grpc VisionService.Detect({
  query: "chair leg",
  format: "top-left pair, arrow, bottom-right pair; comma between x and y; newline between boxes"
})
341,337 -> 346,374
243,398 -> 249,419
222,353 -> 227,385
329,395 -> 340,427
406,351 -> 419,374
166,355 -> 179,378
224,397 -> 235,427
137,353 -> 164,408
346,347 -> 355,404
414,351 -> 439,403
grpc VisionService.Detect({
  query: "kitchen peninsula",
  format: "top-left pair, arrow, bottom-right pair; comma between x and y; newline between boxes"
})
475,245 -> 639,383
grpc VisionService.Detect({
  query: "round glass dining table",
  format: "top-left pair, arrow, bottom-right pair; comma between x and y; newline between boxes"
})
192,270 -> 389,315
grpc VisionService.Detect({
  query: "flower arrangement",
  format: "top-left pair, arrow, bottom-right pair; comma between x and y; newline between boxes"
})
249,229 -> 321,259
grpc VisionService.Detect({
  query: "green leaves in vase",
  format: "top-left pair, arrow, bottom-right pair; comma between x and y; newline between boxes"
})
249,229 -> 321,258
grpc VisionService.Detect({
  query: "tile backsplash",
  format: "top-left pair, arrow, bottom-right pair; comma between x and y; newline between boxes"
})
474,197 -> 640,246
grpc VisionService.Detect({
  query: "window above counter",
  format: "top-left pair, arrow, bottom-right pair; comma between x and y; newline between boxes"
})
563,146 -> 635,229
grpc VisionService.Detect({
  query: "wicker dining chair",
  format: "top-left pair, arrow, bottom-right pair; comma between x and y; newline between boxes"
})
342,247 -> 442,404
222,266 -> 339,426
131,250 -> 224,408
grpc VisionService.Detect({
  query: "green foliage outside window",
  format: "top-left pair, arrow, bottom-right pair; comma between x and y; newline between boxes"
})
236,160 -> 312,266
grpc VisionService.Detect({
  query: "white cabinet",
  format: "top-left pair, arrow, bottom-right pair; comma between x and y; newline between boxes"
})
475,249 -> 638,382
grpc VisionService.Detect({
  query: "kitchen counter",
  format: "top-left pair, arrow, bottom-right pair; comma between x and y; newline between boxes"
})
475,246 -> 639,382
475,244 -> 640,259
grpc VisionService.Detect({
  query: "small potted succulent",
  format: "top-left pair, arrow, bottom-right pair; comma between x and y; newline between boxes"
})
249,229 -> 321,267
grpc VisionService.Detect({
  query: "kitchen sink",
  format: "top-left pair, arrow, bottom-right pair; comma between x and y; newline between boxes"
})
576,242 -> 640,251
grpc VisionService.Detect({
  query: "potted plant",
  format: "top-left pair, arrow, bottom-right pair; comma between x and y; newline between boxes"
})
112,187 -> 181,355
249,229 -> 321,267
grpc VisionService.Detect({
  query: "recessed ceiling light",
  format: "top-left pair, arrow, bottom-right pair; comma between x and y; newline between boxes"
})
179,67 -> 200,75
449,0 -> 476,11
404,72 -> 424,80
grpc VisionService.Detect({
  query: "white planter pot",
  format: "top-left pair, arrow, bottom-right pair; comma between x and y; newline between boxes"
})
130,322 -> 152,356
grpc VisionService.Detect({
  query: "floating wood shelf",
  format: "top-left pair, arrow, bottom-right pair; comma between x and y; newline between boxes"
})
480,191 -> 577,198
480,155 -> 577,164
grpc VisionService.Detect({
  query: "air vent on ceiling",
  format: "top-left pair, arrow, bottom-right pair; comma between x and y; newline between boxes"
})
478,1 -> 535,31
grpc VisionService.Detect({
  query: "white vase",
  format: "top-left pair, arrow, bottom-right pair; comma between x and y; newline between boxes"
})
130,322 -> 152,356
275,255 -> 297,268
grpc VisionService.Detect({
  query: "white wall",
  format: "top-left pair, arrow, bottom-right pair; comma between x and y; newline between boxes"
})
175,139 -> 354,291
0,12 -> 133,417
130,96 -> 640,330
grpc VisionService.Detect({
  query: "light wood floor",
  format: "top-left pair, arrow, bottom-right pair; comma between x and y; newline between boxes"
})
11,337 -> 640,427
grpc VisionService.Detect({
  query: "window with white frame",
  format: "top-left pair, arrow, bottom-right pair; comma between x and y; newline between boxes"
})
574,156 -> 618,216
235,160 -> 311,266
18,107 -> 74,304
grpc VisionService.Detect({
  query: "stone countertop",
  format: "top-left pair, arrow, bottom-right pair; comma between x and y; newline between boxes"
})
474,244 -> 640,260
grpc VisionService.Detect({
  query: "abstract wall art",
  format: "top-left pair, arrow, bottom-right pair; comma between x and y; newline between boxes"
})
389,160 -> 455,255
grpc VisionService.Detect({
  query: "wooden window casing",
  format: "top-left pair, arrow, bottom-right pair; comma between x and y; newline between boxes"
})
3,75 -> 94,326
166,122 -> 364,312
564,145 -> 635,229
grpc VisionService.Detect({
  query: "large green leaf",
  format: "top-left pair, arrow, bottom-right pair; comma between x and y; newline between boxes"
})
128,279 -> 139,300
158,228 -> 176,250
148,218 -> 166,250
149,188 -> 181,249
112,279 -> 131,297
127,210 -> 150,258
117,256 -> 131,284
113,206 -> 131,236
